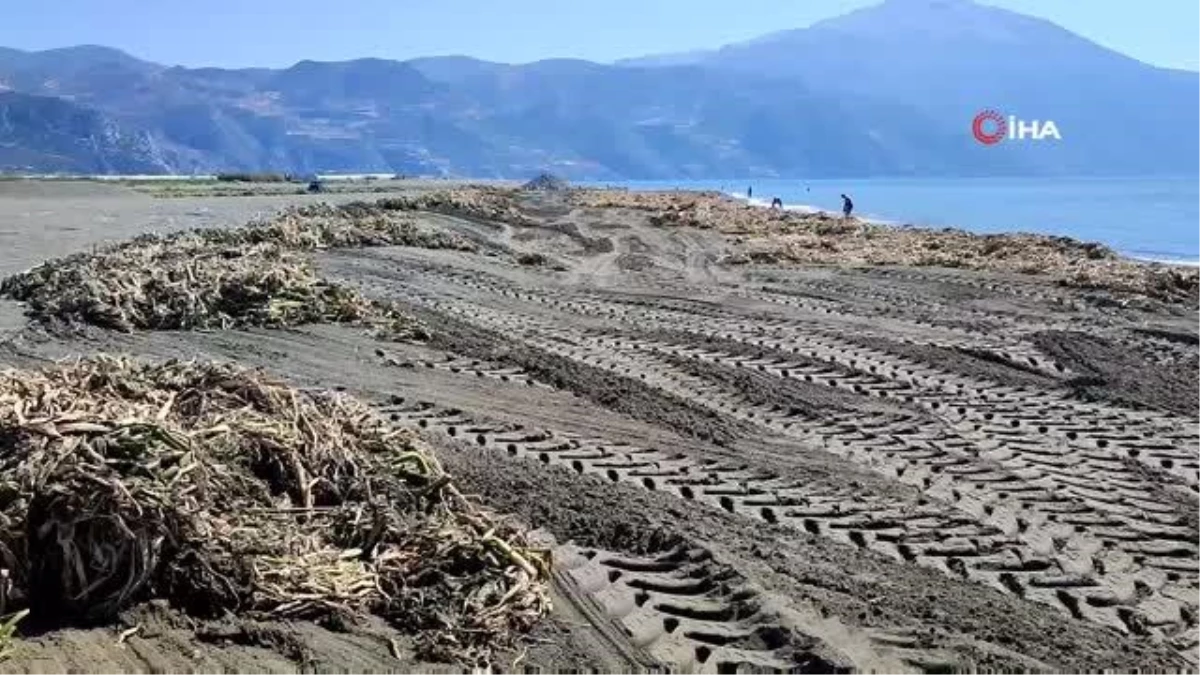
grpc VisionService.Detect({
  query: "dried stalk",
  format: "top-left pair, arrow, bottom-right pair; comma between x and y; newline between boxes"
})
0,356 -> 550,666
0,197 -> 484,333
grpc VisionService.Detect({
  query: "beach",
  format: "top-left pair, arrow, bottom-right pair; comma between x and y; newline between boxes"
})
594,177 -> 1200,265
0,180 -> 1196,673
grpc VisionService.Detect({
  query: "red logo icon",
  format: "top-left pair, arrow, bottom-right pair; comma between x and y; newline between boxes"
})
972,110 -> 1007,145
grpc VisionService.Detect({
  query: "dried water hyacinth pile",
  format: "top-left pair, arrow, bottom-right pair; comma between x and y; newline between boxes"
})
0,356 -> 550,665
521,173 -> 570,192
737,222 -> 1200,303
573,189 -> 805,233
0,199 -> 477,333
0,237 -> 388,333
574,190 -> 1198,303
571,189 -> 731,220
237,201 -> 479,251
369,187 -> 536,226
0,190 -> 524,333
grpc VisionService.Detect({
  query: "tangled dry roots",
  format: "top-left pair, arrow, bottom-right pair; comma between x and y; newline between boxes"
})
0,197 -> 480,334
0,356 -> 550,666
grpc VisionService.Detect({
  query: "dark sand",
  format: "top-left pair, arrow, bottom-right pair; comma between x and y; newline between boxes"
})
0,183 -> 1196,673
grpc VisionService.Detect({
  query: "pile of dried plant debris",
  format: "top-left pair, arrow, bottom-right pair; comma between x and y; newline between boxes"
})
0,199 -> 476,334
0,356 -> 550,666
235,201 -> 478,251
571,189 -> 1199,303
521,173 -> 570,192
369,187 -> 535,226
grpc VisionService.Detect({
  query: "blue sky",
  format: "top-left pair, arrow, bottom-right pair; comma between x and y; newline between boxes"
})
2,0 -> 1197,71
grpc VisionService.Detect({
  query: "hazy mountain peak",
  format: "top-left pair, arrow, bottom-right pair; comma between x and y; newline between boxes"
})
807,0 -> 1038,41
847,0 -> 985,19
880,0 -> 978,9
15,44 -> 161,72
37,44 -> 142,60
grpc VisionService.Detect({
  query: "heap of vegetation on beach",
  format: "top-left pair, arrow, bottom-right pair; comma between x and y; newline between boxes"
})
371,187 -> 535,226
0,356 -> 550,666
521,173 -> 570,192
571,190 -> 1199,303
0,199 -> 478,333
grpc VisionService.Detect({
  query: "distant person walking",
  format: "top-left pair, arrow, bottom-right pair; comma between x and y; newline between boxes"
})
747,186 -> 753,199
841,193 -> 854,219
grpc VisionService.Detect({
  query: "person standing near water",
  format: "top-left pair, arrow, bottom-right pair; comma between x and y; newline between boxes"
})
747,186 -> 753,199
841,194 -> 854,219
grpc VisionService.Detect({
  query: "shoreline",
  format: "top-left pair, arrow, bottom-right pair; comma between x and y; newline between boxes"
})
1129,254 -> 1200,267
727,192 -> 895,225
722,191 -> 1200,268
572,187 -> 1199,303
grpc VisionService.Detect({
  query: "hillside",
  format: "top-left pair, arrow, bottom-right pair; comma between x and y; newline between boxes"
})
1,0 -> 1195,178
621,0 -> 1200,176
0,91 -> 174,173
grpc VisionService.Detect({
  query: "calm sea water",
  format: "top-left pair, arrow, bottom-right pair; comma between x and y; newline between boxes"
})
589,177 -> 1199,263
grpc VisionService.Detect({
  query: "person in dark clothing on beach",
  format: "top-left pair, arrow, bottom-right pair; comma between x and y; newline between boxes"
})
841,194 -> 854,219
771,197 -> 783,209
747,186 -> 753,199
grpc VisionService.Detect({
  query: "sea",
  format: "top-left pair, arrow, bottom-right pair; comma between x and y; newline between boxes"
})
587,177 -> 1199,265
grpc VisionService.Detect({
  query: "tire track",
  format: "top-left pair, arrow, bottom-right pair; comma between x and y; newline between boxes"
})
327,249 -> 1197,659
724,285 -> 1072,379
507,283 -> 1197,491
554,544 -> 848,674
381,287 -> 1197,648
374,398 -> 914,672
393,259 -> 1177,385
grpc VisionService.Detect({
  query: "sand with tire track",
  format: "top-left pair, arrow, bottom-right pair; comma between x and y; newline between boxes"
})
0,182 -> 1196,673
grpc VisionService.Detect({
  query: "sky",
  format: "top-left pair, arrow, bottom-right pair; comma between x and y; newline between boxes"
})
1,0 -> 1197,71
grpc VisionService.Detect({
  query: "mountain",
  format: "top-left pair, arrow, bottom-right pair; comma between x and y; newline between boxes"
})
0,0 -> 1196,178
620,0 -> 1200,176
406,58 -> 991,177
0,45 -> 165,111
1,47 -> 975,178
0,91 -> 175,173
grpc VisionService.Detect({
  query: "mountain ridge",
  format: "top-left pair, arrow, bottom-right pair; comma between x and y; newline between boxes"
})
1,0 -> 1195,178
